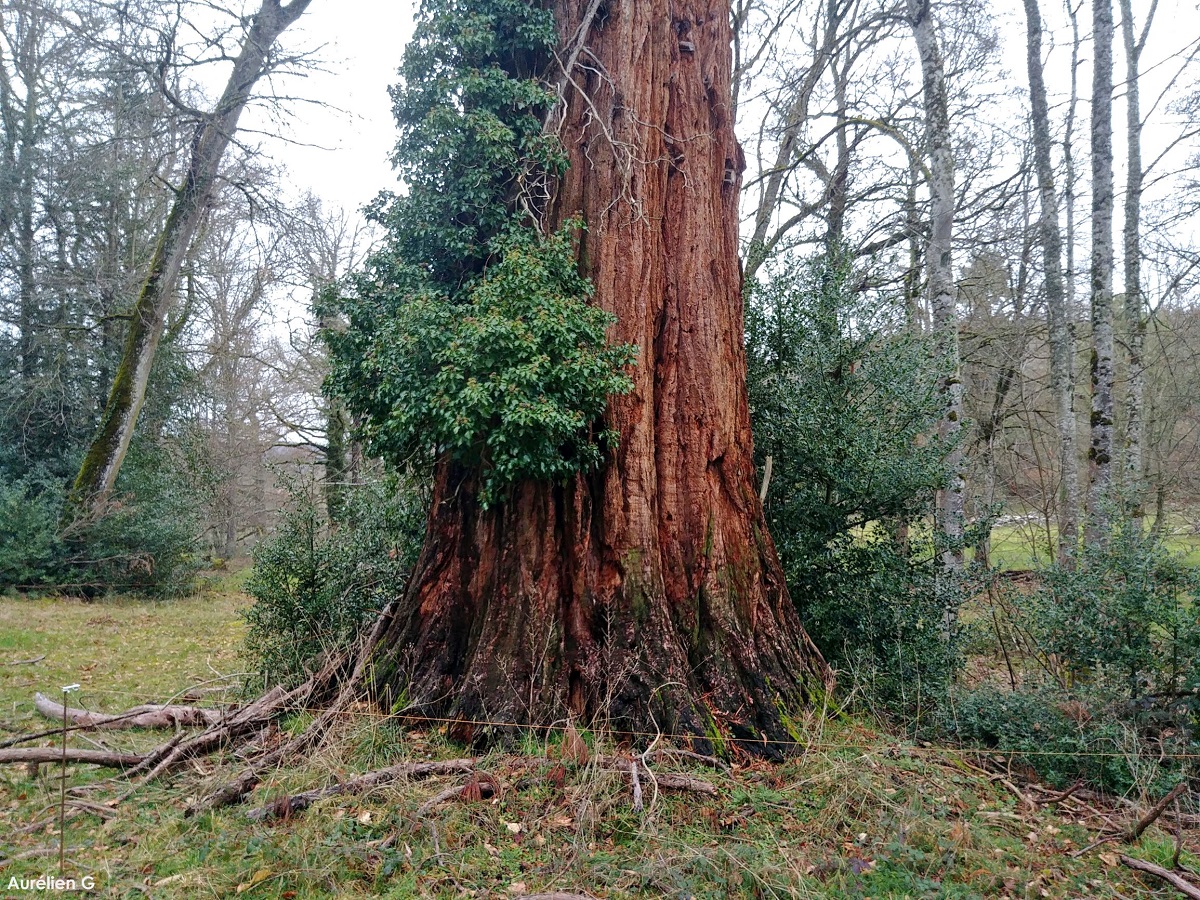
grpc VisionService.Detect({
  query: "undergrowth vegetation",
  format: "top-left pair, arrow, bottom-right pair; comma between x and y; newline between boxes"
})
746,250 -> 959,722
948,523 -> 1200,794
1,587 -> 1193,899
244,475 -> 427,688
743,248 -> 1200,800
0,443 -> 202,598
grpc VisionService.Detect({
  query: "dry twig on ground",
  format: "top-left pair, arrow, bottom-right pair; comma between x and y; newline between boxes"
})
33,692 -> 225,729
1121,855 -> 1200,899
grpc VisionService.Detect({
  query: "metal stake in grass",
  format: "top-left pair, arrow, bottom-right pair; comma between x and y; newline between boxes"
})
59,683 -> 79,878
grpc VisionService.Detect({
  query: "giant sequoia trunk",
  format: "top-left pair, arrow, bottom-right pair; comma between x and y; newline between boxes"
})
371,0 -> 831,752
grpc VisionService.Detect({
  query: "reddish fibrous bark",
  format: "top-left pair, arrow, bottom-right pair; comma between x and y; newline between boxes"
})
370,0 -> 831,754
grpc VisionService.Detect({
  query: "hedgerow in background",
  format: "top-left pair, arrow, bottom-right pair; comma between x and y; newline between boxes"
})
949,521 -> 1200,792
0,443 -> 200,598
324,226 -> 634,507
243,475 -> 427,686
69,442 -> 202,596
0,469 -> 63,591
746,249 -> 957,721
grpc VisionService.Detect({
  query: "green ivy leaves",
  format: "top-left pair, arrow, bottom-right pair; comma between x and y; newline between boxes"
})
378,0 -> 562,293
328,226 -> 635,507
322,1 -> 635,506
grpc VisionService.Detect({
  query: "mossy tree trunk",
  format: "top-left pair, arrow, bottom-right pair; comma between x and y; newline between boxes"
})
68,0 -> 312,512
371,0 -> 832,754
1086,0 -> 1115,545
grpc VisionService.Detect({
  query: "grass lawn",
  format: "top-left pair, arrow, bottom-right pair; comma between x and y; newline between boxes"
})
0,586 -> 1195,898
0,581 -> 248,733
982,520 -> 1200,571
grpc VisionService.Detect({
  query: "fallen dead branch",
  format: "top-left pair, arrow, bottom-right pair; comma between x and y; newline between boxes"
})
185,603 -> 397,817
123,731 -> 186,780
235,746 -> 718,825
1034,780 -> 1083,806
132,682 -> 302,786
416,782 -> 472,816
989,772 -> 1036,812
4,654 -> 45,665
592,755 -> 717,798
1,722 -> 109,751
417,772 -> 501,815
651,772 -> 719,796
34,692 -> 225,730
514,894 -> 598,900
132,638 -> 360,799
1069,834 -> 1119,857
1069,782 -> 1191,856
0,747 -> 143,767
66,798 -> 116,820
645,747 -> 731,773
246,758 -> 477,822
1127,783 -> 1189,843
1121,855 -> 1200,899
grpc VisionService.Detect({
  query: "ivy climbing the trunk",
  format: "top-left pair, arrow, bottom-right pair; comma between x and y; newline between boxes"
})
324,225 -> 635,508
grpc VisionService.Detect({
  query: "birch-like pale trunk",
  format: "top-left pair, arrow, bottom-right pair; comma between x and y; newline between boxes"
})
1086,0 -> 1116,544
907,0 -> 963,573
1118,0 -> 1154,520
69,0 -> 311,512
1023,0 -> 1080,562
1064,0 -> 1081,322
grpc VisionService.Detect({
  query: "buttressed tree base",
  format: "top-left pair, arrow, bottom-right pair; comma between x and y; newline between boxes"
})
370,0 -> 832,754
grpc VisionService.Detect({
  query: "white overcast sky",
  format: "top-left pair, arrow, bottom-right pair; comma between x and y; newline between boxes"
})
260,2 -> 419,215
258,0 -> 1200,249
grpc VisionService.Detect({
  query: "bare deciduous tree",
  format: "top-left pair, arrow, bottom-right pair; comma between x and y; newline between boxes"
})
1023,0 -> 1079,561
70,0 -> 312,513
907,0 -> 964,572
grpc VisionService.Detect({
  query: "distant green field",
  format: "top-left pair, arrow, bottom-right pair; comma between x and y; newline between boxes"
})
979,518 -> 1200,571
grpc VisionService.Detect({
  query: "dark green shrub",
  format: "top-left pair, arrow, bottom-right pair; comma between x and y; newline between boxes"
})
950,523 -> 1200,792
371,0 -> 561,293
803,538 -> 963,726
67,448 -> 201,597
745,249 -> 958,722
243,476 -> 427,686
321,1 -> 635,509
0,444 -> 200,597
1018,520 -> 1200,699
946,686 -> 1143,792
0,470 -> 64,590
